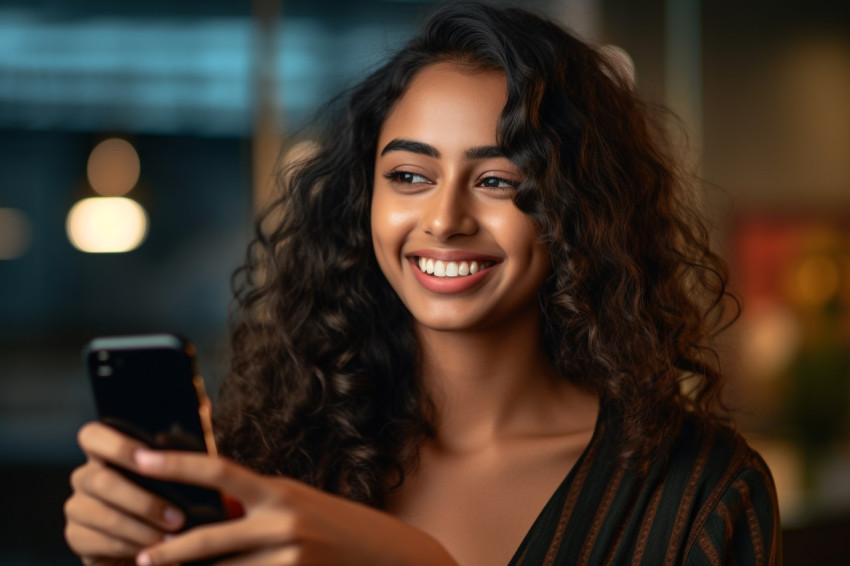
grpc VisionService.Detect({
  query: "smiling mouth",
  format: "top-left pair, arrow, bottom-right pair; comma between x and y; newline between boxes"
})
414,257 -> 497,278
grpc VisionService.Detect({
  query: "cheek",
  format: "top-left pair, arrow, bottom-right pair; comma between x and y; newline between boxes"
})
372,191 -> 415,235
504,215 -> 550,280
488,210 -> 542,255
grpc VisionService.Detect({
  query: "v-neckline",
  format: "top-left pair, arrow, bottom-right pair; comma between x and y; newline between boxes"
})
507,410 -> 606,565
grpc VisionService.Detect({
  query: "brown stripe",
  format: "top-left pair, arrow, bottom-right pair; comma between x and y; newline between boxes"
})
600,471 -> 637,566
756,462 -> 782,564
663,426 -> 715,566
630,478 -> 664,566
683,437 -> 751,554
578,465 -> 625,565
542,423 -> 605,566
601,512 -> 629,566
735,478 -> 766,566
698,529 -> 723,566
716,500 -> 734,547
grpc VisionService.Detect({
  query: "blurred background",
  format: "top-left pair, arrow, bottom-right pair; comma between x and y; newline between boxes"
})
1,0 -> 848,563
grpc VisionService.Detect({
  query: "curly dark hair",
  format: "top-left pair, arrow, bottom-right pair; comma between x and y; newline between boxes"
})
214,1 -> 736,508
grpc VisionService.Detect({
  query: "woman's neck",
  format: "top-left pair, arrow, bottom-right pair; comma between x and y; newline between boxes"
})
415,311 -> 595,454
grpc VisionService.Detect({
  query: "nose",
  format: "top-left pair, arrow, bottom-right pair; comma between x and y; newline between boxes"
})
421,181 -> 478,241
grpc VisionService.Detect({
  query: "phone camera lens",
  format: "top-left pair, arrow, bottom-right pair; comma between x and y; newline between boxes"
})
97,365 -> 113,377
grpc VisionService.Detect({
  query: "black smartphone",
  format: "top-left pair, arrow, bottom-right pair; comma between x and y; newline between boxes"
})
84,333 -> 228,533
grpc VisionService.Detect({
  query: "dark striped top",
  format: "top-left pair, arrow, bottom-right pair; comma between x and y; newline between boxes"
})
509,413 -> 781,565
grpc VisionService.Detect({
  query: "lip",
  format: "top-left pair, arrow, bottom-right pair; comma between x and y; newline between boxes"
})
406,252 -> 499,294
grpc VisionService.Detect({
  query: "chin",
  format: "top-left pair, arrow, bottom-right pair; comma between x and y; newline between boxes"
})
405,306 -> 480,332
410,308 -> 507,334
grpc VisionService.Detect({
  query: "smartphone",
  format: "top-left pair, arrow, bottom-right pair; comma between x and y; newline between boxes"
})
84,333 -> 227,532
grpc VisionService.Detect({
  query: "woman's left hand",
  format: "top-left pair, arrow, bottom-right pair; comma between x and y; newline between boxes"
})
131,449 -> 457,566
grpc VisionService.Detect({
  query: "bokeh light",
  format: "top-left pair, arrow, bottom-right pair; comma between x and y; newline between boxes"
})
741,304 -> 802,381
0,207 -> 32,259
87,138 -> 141,196
66,197 -> 148,253
796,255 -> 841,307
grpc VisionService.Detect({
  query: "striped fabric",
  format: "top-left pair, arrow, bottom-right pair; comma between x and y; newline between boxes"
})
509,413 -> 781,565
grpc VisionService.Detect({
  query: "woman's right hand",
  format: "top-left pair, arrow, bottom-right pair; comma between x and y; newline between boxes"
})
63,422 -> 187,566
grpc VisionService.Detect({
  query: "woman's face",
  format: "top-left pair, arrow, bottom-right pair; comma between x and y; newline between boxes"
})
371,62 -> 549,333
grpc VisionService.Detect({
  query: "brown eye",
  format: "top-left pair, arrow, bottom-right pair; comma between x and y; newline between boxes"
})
384,171 -> 430,184
478,176 -> 518,190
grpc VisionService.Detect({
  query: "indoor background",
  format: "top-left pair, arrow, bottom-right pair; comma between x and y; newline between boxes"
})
1,0 -> 848,564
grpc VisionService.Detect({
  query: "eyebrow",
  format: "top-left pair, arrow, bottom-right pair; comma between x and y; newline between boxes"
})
379,138 -> 505,160
465,145 -> 504,160
380,138 -> 439,158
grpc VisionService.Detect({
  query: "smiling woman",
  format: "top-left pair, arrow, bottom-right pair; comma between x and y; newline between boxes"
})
372,63 -> 550,334
64,2 -> 780,565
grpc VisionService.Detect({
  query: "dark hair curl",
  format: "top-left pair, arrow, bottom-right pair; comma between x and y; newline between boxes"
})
215,1 -> 736,508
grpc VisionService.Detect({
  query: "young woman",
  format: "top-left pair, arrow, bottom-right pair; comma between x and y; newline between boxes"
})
64,3 -> 780,565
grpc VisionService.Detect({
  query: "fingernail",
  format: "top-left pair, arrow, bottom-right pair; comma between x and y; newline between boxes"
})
163,506 -> 183,526
134,449 -> 164,469
136,551 -> 152,566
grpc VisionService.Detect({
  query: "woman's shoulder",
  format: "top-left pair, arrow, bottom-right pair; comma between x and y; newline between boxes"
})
510,412 -> 782,565
642,413 -> 782,565
662,413 -> 775,495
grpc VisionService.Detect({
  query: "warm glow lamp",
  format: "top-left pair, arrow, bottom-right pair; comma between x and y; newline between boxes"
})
87,138 -> 141,197
66,197 -> 148,253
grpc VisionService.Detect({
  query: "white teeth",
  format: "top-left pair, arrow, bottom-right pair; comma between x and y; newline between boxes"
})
415,257 -> 491,278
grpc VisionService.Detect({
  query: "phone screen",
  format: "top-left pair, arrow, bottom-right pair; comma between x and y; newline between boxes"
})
84,334 -> 227,532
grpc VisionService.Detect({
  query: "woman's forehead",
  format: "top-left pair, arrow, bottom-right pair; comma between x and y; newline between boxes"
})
377,63 -> 507,152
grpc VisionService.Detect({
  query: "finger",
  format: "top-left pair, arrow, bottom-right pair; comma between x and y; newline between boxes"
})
71,461 -> 185,531
132,451 -> 268,506
65,492 -> 170,548
213,545 -> 304,566
136,514 -> 296,566
78,421 -> 150,469
64,519 -> 141,559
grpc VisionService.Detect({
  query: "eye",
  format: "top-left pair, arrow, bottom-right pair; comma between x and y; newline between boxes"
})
476,176 -> 519,190
383,170 -> 431,185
